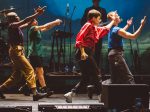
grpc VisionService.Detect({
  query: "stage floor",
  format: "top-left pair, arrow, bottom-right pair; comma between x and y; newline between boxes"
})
0,94 -> 102,112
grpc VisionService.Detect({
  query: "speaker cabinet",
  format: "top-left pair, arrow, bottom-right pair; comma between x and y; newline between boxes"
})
101,84 -> 149,110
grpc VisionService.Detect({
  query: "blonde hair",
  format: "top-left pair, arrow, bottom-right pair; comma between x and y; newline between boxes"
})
107,11 -> 114,20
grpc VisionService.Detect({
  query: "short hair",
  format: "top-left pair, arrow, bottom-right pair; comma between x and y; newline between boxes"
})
107,11 -> 114,20
87,9 -> 101,20
6,12 -> 18,23
6,12 -> 18,18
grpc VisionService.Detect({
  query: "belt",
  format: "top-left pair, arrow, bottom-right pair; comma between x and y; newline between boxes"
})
108,47 -> 124,52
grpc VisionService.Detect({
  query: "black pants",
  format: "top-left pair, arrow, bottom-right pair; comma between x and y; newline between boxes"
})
72,48 -> 102,95
108,49 -> 135,84
94,39 -> 102,67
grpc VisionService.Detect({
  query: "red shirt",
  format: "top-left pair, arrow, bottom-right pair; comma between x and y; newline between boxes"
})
75,21 -> 109,51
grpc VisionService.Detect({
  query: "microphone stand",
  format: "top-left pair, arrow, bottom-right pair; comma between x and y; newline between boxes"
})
68,6 -> 76,68
129,31 -> 135,74
133,25 -> 141,74
62,3 -> 69,71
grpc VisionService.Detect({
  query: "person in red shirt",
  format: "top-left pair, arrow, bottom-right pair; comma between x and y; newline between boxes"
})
64,9 -> 116,103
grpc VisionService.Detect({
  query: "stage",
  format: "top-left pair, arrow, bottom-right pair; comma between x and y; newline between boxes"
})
0,94 -> 150,112
0,94 -> 103,112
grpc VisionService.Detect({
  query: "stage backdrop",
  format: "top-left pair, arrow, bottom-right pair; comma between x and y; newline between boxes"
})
0,0 -> 150,74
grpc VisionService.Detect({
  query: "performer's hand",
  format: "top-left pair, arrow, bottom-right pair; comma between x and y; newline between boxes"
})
81,52 -> 88,60
35,6 -> 46,15
55,19 -> 62,25
127,17 -> 133,26
141,16 -> 146,26
110,10 -> 117,21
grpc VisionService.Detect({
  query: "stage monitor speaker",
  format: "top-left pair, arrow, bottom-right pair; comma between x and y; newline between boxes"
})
0,106 -> 32,112
38,103 -> 106,112
101,84 -> 149,110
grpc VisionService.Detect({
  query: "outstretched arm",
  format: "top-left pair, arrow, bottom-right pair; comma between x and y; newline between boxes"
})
118,16 -> 146,39
123,17 -> 133,31
11,6 -> 46,28
34,19 -> 62,32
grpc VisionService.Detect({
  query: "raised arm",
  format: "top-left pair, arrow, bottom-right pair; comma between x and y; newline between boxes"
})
118,16 -> 146,39
123,17 -> 133,31
104,11 -> 117,30
11,6 -> 46,28
34,19 -> 62,32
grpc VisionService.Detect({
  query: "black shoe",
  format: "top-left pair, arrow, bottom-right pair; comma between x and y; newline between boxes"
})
40,87 -> 54,97
19,84 -> 30,96
87,85 -> 94,99
33,92 -> 47,101
0,91 -> 6,99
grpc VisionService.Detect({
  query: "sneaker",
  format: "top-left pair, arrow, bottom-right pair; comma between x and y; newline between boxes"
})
97,94 -> 101,103
87,85 -> 94,99
64,92 -> 75,103
40,87 -> 54,97
0,91 -> 5,99
33,92 -> 47,101
18,84 -> 30,96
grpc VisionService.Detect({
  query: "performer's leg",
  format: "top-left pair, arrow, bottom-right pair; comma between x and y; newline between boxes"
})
64,49 -> 90,103
109,50 -> 135,84
0,70 -> 22,99
10,47 -> 47,101
94,39 -> 102,67
117,54 -> 135,84
35,67 -> 46,88
88,56 -> 102,102
35,67 -> 54,96
64,60 -> 89,103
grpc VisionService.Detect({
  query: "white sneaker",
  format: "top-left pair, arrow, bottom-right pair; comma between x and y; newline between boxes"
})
64,92 -> 75,103
97,94 -> 101,103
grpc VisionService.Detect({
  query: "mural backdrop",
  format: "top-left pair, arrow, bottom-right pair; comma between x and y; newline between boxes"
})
0,0 -> 150,74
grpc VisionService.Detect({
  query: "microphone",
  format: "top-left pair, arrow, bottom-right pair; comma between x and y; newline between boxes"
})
66,3 -> 69,16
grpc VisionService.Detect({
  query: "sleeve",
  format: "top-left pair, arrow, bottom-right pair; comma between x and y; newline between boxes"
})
75,23 -> 91,48
27,41 -> 33,58
113,27 -> 121,34
27,26 -> 35,57
97,26 -> 110,39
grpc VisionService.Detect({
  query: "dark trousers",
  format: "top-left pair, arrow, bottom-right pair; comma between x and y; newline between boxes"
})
72,48 -> 102,95
108,49 -> 135,84
94,39 -> 102,67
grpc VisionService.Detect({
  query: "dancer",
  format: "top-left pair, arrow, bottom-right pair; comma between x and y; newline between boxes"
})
81,0 -> 107,99
64,9 -> 117,103
107,11 -> 146,84
28,18 -> 62,95
81,0 -> 107,68
0,6 -> 48,101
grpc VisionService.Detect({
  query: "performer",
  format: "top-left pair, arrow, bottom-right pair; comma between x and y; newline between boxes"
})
0,6 -> 48,101
64,9 -> 117,103
81,0 -> 107,99
28,18 -> 62,95
107,11 -> 146,84
81,0 -> 107,68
